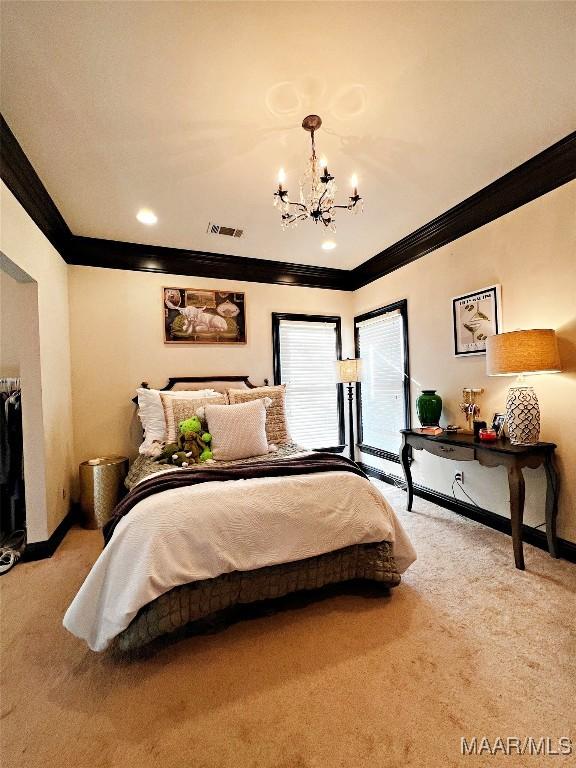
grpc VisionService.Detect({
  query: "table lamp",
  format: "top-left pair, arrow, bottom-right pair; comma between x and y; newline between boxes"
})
336,358 -> 362,460
486,329 -> 561,445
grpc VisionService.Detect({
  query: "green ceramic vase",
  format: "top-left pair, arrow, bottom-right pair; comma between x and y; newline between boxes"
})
416,390 -> 442,427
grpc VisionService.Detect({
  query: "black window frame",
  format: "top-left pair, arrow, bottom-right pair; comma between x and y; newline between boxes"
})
272,312 -> 345,452
354,299 -> 411,464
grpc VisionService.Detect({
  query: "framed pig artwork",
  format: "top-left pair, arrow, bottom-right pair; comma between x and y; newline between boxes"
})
163,288 -> 247,344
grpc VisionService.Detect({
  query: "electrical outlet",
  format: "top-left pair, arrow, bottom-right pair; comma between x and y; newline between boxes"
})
454,471 -> 464,484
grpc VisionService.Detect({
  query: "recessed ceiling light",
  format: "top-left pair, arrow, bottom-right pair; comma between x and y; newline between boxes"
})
136,208 -> 158,225
322,240 -> 337,251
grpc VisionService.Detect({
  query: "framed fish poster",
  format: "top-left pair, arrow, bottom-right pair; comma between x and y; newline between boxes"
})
452,285 -> 501,356
163,288 -> 247,344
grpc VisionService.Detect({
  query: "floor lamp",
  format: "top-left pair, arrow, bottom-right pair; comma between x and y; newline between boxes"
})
336,358 -> 363,461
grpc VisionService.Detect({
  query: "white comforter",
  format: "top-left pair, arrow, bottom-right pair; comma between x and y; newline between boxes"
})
64,471 -> 416,651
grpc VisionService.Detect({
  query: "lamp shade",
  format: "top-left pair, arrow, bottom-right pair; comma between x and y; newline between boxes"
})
336,358 -> 362,383
486,329 -> 561,376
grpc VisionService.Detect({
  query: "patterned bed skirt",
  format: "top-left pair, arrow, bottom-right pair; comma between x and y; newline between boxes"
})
113,540 -> 401,651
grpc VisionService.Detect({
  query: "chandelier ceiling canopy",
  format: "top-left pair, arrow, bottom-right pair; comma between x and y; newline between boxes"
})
273,115 -> 363,231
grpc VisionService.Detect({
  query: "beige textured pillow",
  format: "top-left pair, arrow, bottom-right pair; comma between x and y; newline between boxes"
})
161,393 -> 227,442
204,400 -> 269,461
228,385 -> 290,445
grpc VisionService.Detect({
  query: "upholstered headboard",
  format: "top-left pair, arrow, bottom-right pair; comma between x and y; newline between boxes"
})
132,376 -> 268,403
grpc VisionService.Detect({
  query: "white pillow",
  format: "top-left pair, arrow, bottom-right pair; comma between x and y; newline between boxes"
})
204,399 -> 271,461
137,387 -> 217,454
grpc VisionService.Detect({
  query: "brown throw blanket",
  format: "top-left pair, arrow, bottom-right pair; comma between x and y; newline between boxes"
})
103,452 -> 367,546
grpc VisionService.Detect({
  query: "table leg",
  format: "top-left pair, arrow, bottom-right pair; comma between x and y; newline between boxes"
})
400,439 -> 414,511
507,464 -> 525,570
544,455 -> 560,558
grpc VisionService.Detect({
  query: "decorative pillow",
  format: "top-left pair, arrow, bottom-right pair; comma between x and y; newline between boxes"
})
161,393 -> 227,442
227,385 -> 290,445
137,387 -> 217,454
204,399 -> 270,461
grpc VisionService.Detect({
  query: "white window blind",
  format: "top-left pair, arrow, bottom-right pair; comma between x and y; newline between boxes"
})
278,319 -> 341,449
356,309 -> 407,455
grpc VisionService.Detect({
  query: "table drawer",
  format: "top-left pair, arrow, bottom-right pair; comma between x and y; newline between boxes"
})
424,442 -> 475,461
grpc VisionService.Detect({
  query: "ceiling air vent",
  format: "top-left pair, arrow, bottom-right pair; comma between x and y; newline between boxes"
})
207,222 -> 244,238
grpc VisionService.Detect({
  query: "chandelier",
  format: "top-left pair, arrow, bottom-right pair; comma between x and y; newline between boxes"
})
273,114 -> 363,231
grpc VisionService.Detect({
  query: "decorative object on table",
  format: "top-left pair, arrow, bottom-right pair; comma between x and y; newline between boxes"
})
473,420 -> 487,439
445,424 -> 461,433
459,388 -> 484,432
336,358 -> 362,461
486,329 -> 561,445
416,389 -> 442,426
479,428 -> 498,442
491,413 -> 506,438
452,285 -> 501,356
417,426 -> 443,436
79,456 -> 129,529
273,114 -> 363,232
163,287 -> 246,344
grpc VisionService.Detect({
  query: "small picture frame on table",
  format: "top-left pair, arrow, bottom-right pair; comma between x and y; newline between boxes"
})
492,413 -> 506,438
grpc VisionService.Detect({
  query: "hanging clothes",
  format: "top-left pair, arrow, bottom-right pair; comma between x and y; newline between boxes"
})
0,378 -> 26,572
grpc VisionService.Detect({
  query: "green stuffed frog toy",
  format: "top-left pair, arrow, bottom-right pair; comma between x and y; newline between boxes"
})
155,415 -> 213,467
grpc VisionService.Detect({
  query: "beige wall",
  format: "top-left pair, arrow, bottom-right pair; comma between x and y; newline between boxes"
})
0,270 -> 23,377
352,180 -> 576,543
68,266 -> 354,468
0,181 -> 74,541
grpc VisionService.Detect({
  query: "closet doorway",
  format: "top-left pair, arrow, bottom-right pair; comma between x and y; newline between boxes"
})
0,254 -> 45,571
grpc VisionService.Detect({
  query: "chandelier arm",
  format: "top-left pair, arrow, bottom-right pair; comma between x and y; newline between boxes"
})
283,213 -> 309,226
285,200 -> 309,212
317,185 -> 330,209
318,208 -> 333,226
332,199 -> 361,211
284,209 -> 310,222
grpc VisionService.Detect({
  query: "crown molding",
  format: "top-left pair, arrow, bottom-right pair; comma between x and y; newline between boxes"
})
67,235 -> 351,290
351,131 -> 576,289
0,113 -> 72,254
2,110 -> 574,291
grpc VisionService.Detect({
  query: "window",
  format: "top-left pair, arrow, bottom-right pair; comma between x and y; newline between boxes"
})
272,314 -> 344,450
354,300 -> 411,461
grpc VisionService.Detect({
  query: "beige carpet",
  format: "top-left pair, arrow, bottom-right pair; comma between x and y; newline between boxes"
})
1,481 -> 574,768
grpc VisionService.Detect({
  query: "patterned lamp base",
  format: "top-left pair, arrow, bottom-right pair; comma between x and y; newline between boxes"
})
505,385 -> 540,445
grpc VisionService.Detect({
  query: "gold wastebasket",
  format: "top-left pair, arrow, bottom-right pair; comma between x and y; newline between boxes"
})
79,456 -> 129,529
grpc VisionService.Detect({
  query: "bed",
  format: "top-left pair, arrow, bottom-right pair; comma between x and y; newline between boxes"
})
64,376 -> 416,652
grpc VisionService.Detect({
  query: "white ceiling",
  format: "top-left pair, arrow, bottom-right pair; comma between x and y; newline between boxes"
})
1,1 -> 575,270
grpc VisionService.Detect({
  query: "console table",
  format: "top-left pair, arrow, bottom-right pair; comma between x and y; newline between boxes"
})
400,429 -> 559,570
